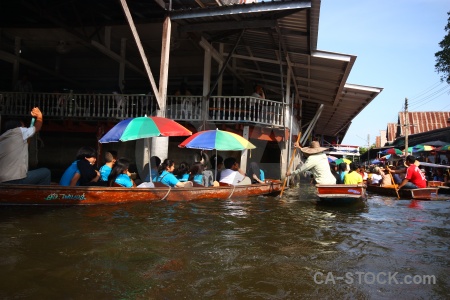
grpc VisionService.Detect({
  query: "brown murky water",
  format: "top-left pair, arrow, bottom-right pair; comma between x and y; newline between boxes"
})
0,185 -> 449,299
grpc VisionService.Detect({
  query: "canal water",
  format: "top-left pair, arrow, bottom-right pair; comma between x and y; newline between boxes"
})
0,185 -> 448,299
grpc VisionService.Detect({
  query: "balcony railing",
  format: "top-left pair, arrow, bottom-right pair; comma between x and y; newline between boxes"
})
0,92 -> 284,127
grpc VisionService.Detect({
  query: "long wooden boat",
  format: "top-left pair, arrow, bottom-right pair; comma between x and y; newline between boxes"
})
315,184 -> 367,205
366,185 -> 439,200
0,180 -> 281,205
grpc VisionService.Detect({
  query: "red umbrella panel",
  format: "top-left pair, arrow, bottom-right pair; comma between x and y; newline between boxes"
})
382,148 -> 403,155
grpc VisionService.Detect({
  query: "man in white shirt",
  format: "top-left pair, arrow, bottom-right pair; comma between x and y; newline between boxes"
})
219,157 -> 251,185
286,141 -> 336,185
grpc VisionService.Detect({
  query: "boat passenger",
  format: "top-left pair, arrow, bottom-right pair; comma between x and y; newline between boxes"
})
76,147 -> 102,186
99,150 -> 117,181
329,161 -> 340,184
211,154 -> 223,181
108,158 -> 136,188
154,159 -> 193,188
387,155 -> 427,189
59,160 -> 80,186
174,161 -> 190,182
378,167 -> 392,187
220,157 -> 251,185
359,165 -> 368,184
247,161 -> 265,184
60,146 -> 97,186
144,156 -> 161,182
286,141 -> 336,185
337,162 -> 347,184
370,167 -> 390,186
369,167 -> 382,185
344,163 -> 363,185
433,168 -> 445,182
0,107 -> 51,185
188,162 -> 205,186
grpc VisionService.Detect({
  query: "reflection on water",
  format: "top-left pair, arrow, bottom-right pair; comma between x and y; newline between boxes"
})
0,186 -> 449,299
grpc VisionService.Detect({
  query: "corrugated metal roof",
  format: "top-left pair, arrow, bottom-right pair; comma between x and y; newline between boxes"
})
398,112 -> 450,136
386,123 -> 397,142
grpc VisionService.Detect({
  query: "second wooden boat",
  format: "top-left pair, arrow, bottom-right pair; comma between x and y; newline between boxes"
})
315,184 -> 367,205
366,185 -> 439,200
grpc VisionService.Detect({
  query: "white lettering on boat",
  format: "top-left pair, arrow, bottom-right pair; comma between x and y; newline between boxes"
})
45,193 -> 86,201
347,189 -> 361,195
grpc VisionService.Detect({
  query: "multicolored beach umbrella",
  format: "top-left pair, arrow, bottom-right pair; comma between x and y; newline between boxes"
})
436,144 -> 450,151
382,148 -> 403,155
410,144 -> 435,153
334,158 -> 352,165
178,129 -> 256,151
99,116 -> 192,143
327,155 -> 338,163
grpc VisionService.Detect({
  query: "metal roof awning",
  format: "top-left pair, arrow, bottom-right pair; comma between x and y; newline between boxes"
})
0,0 -> 382,139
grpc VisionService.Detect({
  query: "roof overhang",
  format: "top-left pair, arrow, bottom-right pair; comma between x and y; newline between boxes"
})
0,0 -> 382,139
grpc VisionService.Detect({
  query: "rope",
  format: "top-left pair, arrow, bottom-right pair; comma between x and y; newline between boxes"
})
227,184 -> 236,199
160,186 -> 172,201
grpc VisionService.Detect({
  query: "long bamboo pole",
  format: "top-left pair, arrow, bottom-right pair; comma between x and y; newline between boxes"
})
388,169 -> 400,199
280,132 -> 301,197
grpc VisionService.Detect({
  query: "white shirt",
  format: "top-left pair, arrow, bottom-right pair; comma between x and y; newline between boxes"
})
291,152 -> 336,185
370,173 -> 382,185
220,168 -> 245,185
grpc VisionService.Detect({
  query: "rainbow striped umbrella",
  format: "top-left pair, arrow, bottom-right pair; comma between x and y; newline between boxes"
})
382,148 -> 403,155
410,144 -> 435,153
99,116 -> 192,143
179,129 -> 256,151
436,144 -> 450,151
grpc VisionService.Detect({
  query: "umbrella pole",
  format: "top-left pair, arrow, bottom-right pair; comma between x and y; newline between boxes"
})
214,149 -> 217,181
146,138 -> 153,183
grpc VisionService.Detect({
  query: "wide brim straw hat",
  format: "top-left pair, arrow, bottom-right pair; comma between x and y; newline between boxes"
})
300,141 -> 328,154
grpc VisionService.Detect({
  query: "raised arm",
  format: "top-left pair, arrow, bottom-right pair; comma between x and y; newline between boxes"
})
30,107 -> 43,132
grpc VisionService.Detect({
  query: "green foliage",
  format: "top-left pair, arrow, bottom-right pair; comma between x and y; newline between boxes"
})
435,11 -> 450,84
359,144 -> 376,155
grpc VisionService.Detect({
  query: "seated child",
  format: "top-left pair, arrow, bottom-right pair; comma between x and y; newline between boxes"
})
108,158 -> 136,188
99,150 -> 117,181
174,161 -> 190,182
188,162 -> 205,186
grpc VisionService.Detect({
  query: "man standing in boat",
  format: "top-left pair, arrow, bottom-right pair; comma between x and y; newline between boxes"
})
387,155 -> 426,189
0,107 -> 51,185
286,141 -> 336,185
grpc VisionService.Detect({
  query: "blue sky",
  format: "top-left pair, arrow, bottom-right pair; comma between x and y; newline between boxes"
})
318,0 -> 450,147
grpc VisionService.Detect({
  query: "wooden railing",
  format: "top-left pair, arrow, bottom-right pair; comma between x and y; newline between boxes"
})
0,92 -> 284,127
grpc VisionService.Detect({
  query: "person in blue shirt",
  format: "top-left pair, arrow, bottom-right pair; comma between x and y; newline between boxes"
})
154,159 -> 193,188
144,156 -> 161,182
99,150 -> 117,181
59,160 -> 80,186
59,147 -> 90,186
175,161 -> 190,182
188,162 -> 205,186
107,158 -> 136,188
